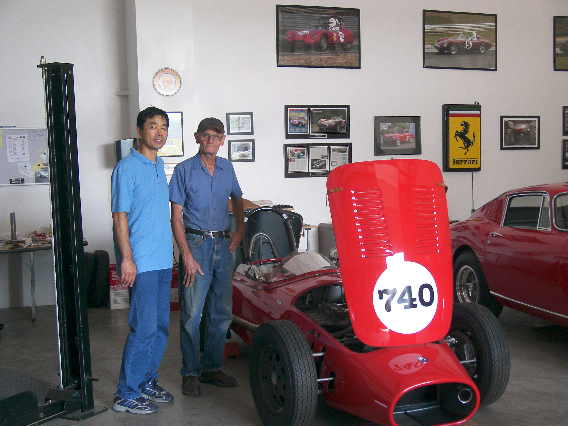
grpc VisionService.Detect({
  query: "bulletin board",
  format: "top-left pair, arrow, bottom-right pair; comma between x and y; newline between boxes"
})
0,128 -> 49,185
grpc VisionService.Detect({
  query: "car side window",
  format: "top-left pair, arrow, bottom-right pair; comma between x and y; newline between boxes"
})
503,194 -> 548,230
554,193 -> 568,231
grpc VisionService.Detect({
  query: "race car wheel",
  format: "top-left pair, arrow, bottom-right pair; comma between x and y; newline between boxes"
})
479,44 -> 487,54
454,251 -> 503,317
318,36 -> 328,51
250,320 -> 318,426
449,44 -> 459,55
342,42 -> 353,51
447,303 -> 510,406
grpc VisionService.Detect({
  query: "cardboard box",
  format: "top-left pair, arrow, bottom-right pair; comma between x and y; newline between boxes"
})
109,264 -> 130,310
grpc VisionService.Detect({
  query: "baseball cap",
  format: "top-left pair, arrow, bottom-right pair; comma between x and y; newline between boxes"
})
197,117 -> 224,134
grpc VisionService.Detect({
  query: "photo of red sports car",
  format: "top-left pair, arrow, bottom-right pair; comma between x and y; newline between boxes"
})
382,132 -> 415,146
286,19 -> 355,52
434,32 -> 492,55
452,183 -> 568,325
231,160 -> 510,426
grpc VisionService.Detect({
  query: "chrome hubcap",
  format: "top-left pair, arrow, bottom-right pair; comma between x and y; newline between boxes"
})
456,265 -> 480,303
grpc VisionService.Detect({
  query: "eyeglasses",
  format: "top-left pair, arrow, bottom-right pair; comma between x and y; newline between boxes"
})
199,133 -> 224,142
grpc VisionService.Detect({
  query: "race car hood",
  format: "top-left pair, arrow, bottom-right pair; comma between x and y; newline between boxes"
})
326,160 -> 453,347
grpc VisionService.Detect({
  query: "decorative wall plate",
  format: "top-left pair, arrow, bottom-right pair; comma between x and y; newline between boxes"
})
152,67 -> 182,96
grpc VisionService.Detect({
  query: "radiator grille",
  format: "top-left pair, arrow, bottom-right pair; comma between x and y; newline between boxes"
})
351,190 -> 393,258
412,185 -> 443,255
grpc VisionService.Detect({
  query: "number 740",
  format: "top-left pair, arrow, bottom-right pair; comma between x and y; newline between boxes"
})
376,284 -> 435,312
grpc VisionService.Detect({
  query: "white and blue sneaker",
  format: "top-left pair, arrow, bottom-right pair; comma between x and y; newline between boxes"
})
141,379 -> 174,403
112,396 -> 158,414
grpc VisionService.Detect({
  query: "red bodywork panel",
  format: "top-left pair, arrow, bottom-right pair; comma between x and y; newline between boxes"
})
327,160 -> 453,347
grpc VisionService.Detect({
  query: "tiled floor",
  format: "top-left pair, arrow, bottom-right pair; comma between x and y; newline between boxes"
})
0,305 -> 566,426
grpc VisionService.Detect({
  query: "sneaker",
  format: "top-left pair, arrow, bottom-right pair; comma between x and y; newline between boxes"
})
199,370 -> 238,387
141,379 -> 174,403
112,396 -> 158,414
182,375 -> 201,397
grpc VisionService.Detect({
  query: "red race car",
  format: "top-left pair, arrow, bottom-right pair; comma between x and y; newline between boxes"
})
286,17 -> 355,52
231,160 -> 510,426
434,32 -> 492,55
452,183 -> 568,324
383,132 -> 415,146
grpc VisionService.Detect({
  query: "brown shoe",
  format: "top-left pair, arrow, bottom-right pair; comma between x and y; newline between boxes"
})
199,370 -> 238,387
182,376 -> 201,396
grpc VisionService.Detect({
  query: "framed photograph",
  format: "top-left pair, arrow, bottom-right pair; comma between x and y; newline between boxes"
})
276,5 -> 361,69
423,10 -> 497,71
228,139 -> 255,162
285,105 -> 350,139
554,16 -> 568,71
158,111 -> 184,157
563,106 -> 568,136
374,116 -> 421,156
226,112 -> 253,135
500,116 -> 540,150
284,143 -> 351,178
442,104 -> 481,172
563,140 -> 568,169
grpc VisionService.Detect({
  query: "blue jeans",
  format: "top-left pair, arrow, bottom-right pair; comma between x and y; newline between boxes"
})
116,268 -> 172,399
179,234 -> 232,376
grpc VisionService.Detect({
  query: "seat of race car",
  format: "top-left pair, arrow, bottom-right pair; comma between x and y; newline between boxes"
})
243,206 -> 303,263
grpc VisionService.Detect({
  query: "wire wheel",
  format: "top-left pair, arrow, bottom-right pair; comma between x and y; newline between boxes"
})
455,264 -> 481,304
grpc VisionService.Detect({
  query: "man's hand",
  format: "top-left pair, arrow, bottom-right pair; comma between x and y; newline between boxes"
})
229,230 -> 243,253
120,258 -> 137,287
182,253 -> 204,287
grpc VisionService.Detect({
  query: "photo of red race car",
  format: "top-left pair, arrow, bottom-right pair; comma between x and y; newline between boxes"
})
382,132 -> 416,146
286,17 -> 355,52
434,32 -> 492,55
230,160 -> 510,426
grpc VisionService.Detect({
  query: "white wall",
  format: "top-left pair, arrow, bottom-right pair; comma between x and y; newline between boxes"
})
1,0 -> 566,307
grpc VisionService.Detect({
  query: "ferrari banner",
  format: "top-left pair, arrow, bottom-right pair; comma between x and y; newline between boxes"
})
443,104 -> 481,172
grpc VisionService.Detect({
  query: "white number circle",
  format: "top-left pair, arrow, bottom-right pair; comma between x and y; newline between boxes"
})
372,253 -> 438,334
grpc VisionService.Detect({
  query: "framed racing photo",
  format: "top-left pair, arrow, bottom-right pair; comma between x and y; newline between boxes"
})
228,139 -> 255,162
554,16 -> 568,71
423,10 -> 497,71
158,111 -> 184,157
226,112 -> 253,135
285,105 -> 350,139
563,106 -> 568,136
284,143 -> 352,177
374,116 -> 421,156
500,116 -> 540,150
276,5 -> 361,69
562,140 -> 568,169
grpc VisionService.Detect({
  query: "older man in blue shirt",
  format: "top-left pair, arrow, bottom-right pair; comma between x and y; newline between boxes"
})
169,117 -> 244,397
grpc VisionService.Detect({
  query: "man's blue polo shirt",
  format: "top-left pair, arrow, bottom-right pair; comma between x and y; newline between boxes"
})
111,148 -> 173,273
169,155 -> 242,231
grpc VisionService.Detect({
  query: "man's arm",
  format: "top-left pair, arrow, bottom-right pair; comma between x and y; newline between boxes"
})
112,212 -> 137,286
229,197 -> 244,252
171,202 -> 203,287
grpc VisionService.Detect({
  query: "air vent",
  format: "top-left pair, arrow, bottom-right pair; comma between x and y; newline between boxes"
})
351,190 -> 393,258
412,186 -> 442,255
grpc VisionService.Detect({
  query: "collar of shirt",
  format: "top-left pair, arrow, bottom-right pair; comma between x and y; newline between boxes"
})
193,154 -> 225,173
130,147 -> 163,166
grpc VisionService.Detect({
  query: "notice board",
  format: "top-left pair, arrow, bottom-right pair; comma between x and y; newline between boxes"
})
0,128 -> 49,185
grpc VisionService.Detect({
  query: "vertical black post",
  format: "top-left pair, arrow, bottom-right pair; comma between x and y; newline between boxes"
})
39,62 -> 94,412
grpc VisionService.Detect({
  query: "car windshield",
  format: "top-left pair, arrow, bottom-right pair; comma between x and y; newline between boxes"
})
554,193 -> 568,231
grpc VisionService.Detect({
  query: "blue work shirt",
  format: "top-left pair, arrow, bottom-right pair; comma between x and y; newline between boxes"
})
169,154 -> 242,231
111,148 -> 173,273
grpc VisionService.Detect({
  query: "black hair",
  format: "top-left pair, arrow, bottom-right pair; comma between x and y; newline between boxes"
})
136,106 -> 169,130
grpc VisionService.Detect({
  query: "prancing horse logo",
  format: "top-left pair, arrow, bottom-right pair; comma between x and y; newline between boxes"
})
454,121 -> 475,155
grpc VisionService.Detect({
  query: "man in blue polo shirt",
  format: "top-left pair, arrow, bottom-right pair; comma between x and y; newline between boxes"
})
111,107 -> 174,414
169,117 -> 244,397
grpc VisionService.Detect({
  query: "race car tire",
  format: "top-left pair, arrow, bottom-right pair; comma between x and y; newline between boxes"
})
454,250 -> 503,317
479,44 -> 487,54
342,42 -> 353,51
449,44 -> 459,55
448,303 -> 510,406
250,320 -> 318,426
318,36 -> 328,51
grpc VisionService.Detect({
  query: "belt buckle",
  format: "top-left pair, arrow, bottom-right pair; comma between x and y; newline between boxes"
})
204,230 -> 215,238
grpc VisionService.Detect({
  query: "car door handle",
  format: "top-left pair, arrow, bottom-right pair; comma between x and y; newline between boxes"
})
489,232 -> 504,238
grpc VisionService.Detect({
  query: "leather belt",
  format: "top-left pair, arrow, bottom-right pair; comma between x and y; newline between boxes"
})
186,227 -> 230,239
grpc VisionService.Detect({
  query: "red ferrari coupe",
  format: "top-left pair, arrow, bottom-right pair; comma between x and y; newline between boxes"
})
231,160 -> 510,426
452,183 -> 568,325
434,32 -> 492,55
